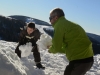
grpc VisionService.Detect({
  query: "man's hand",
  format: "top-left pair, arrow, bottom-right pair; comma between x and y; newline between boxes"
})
47,45 -> 51,53
47,45 -> 51,49
48,50 -> 51,53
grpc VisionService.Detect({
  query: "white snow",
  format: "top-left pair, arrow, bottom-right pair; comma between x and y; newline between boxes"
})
0,25 -> 100,75
19,42 -> 33,57
36,34 -> 52,50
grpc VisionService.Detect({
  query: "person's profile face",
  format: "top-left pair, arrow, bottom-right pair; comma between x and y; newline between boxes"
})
27,27 -> 34,35
49,13 -> 57,25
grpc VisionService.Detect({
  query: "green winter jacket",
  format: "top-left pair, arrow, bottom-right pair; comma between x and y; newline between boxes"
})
49,16 -> 94,61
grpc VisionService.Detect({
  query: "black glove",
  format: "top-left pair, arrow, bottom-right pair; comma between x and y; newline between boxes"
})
36,63 -> 45,69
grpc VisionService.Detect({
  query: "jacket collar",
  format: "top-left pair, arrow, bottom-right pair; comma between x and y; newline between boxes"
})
52,16 -> 65,27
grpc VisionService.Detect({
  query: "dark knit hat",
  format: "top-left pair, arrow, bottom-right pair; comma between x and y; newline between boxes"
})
27,22 -> 35,29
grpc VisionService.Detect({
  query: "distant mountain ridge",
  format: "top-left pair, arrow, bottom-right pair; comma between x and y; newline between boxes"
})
9,15 -> 51,26
87,33 -> 100,43
0,15 -> 25,42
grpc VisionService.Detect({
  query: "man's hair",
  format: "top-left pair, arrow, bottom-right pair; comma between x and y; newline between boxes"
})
27,22 -> 35,29
50,8 -> 65,17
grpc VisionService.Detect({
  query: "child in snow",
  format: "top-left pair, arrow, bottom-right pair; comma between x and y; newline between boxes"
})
15,22 -> 45,69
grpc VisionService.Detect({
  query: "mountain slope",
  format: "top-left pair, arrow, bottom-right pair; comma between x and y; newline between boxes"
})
9,15 -> 51,26
0,15 -> 25,42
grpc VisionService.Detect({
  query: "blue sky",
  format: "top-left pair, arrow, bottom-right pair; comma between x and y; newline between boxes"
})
0,0 -> 100,35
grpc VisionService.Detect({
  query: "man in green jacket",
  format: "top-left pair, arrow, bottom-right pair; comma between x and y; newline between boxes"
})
48,8 -> 94,75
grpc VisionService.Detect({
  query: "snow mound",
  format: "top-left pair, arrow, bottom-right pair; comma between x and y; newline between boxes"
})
36,34 -> 52,50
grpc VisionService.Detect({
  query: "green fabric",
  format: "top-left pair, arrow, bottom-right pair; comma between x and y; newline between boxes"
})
49,16 -> 94,61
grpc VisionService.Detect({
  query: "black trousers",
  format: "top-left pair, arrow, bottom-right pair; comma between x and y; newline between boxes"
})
15,44 -> 41,62
64,57 -> 94,75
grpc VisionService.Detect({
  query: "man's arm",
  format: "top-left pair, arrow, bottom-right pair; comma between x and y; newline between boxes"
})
15,30 -> 26,58
49,24 -> 65,53
18,30 -> 26,45
34,29 -> 41,42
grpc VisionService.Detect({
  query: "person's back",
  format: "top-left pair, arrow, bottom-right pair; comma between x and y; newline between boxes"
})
55,16 -> 94,61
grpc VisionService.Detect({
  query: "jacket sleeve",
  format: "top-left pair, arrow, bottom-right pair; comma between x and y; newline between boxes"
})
49,23 -> 65,53
34,29 -> 41,42
18,30 -> 25,44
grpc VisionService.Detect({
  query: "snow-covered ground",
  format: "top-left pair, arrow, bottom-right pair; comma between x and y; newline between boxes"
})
0,24 -> 100,75
0,39 -> 67,75
0,35 -> 100,75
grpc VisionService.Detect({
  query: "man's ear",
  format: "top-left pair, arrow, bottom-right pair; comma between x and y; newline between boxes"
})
55,16 -> 58,20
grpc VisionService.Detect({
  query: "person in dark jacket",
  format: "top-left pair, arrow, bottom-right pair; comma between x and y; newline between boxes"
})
15,22 -> 45,69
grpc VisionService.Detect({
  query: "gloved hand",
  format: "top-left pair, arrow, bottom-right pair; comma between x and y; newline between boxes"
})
36,63 -> 45,69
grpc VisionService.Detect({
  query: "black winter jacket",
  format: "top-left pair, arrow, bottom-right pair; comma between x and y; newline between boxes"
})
19,28 -> 41,46
15,28 -> 41,62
